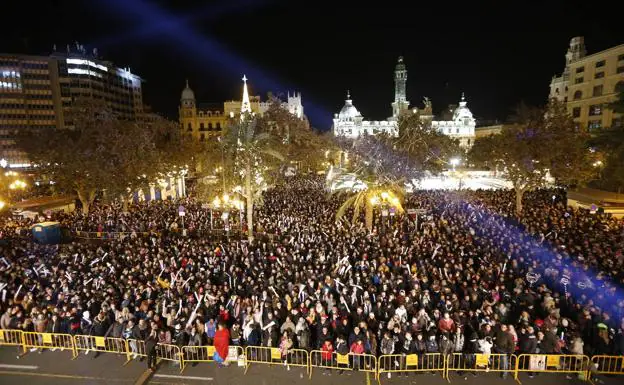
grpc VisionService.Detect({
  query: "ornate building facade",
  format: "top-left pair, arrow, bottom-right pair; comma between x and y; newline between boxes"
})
179,78 -> 304,141
549,36 -> 624,131
332,57 -> 476,147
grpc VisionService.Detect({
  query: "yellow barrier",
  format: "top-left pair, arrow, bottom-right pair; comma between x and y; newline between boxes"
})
446,353 -> 515,379
125,339 -> 147,362
309,350 -> 377,379
73,335 -> 127,357
0,329 -> 23,347
156,344 -> 183,370
515,354 -> 589,384
21,332 -> 76,357
589,355 -> 624,383
181,345 -> 244,372
244,346 -> 308,374
378,353 -> 445,380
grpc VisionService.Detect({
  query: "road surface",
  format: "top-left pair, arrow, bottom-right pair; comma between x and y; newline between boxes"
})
0,347 -> 619,385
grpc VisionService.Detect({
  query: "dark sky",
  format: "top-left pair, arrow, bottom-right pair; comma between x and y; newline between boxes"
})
1,0 -> 623,129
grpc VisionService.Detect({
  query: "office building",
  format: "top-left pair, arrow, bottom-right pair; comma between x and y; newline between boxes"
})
0,44 -> 143,166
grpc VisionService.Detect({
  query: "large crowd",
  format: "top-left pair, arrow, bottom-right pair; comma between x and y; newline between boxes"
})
0,175 -> 623,378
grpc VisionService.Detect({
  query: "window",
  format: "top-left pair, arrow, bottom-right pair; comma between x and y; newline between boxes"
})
216,122 -> 221,130
572,107 -> 581,118
187,122 -> 192,131
589,104 -> 602,116
455,128 -> 459,134
576,66 -> 584,73
575,77 -> 583,84
595,72 -> 604,79
613,118 -> 623,128
619,54 -> 624,61
588,120 -> 602,131
208,122 -> 213,130
199,122 -> 205,130
595,60 -> 605,68
616,81 -> 624,93
200,133 -> 205,141
573,90 -> 582,100
593,85 -> 603,97
618,66 -> 624,74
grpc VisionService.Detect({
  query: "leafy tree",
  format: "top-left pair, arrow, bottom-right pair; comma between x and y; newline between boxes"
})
469,100 -> 597,214
17,99 -> 163,213
257,99 -> 336,173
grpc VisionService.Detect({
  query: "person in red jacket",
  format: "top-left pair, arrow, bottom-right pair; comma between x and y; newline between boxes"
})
320,339 -> 334,375
213,323 -> 230,367
350,338 -> 365,370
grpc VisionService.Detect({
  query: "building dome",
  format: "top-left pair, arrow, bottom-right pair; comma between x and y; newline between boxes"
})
338,92 -> 361,120
452,93 -> 474,122
181,79 -> 195,102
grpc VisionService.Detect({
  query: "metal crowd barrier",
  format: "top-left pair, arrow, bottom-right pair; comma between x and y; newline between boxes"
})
73,335 -> 127,357
21,332 -> 76,357
589,355 -> 624,384
245,346 -> 308,374
446,353 -> 515,379
125,338 -> 147,363
181,345 -> 244,372
73,231 -> 153,240
309,351 -> 377,379
156,344 -> 183,370
0,329 -> 23,347
515,354 -> 590,384
378,353 -> 445,379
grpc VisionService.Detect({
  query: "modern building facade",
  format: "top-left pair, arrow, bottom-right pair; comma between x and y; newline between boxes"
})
0,44 -> 144,166
549,37 -> 624,131
179,78 -> 305,142
332,57 -> 476,147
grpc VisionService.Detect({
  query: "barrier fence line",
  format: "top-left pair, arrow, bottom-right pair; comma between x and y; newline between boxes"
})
0,329 -> 23,347
181,345 -> 244,372
589,355 -> 624,384
446,353 -> 515,380
515,354 -> 590,385
21,331 -> 76,358
73,335 -> 127,357
378,353 -> 445,381
308,351 -> 377,379
2,329 -> 624,382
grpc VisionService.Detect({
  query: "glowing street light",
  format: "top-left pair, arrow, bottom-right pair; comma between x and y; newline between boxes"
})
0,159 -> 7,168
381,191 -> 389,200
370,196 -> 380,205
0,200 -> 5,210
450,158 -> 460,171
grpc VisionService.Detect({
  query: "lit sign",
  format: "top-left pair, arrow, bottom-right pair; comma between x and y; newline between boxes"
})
66,58 -> 108,72
68,68 -> 103,78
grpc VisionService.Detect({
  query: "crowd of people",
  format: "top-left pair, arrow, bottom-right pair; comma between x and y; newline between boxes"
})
0,175 -> 623,379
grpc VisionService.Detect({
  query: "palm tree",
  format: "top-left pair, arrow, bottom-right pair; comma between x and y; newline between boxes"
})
225,112 -> 283,241
334,170 -> 404,232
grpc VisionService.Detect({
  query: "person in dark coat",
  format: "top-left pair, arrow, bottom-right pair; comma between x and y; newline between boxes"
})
145,328 -> 159,371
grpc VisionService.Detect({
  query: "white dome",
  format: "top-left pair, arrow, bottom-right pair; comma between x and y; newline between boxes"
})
181,80 -> 195,101
338,97 -> 361,120
452,94 -> 474,121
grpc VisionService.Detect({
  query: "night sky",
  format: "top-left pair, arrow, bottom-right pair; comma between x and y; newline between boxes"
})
1,0 -> 622,129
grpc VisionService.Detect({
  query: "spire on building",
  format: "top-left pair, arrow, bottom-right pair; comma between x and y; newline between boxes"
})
240,74 -> 252,120
346,90 -> 351,100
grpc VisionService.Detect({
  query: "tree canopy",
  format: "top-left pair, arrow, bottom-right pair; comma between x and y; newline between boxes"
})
17,99 -> 192,213
469,99 -> 597,213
